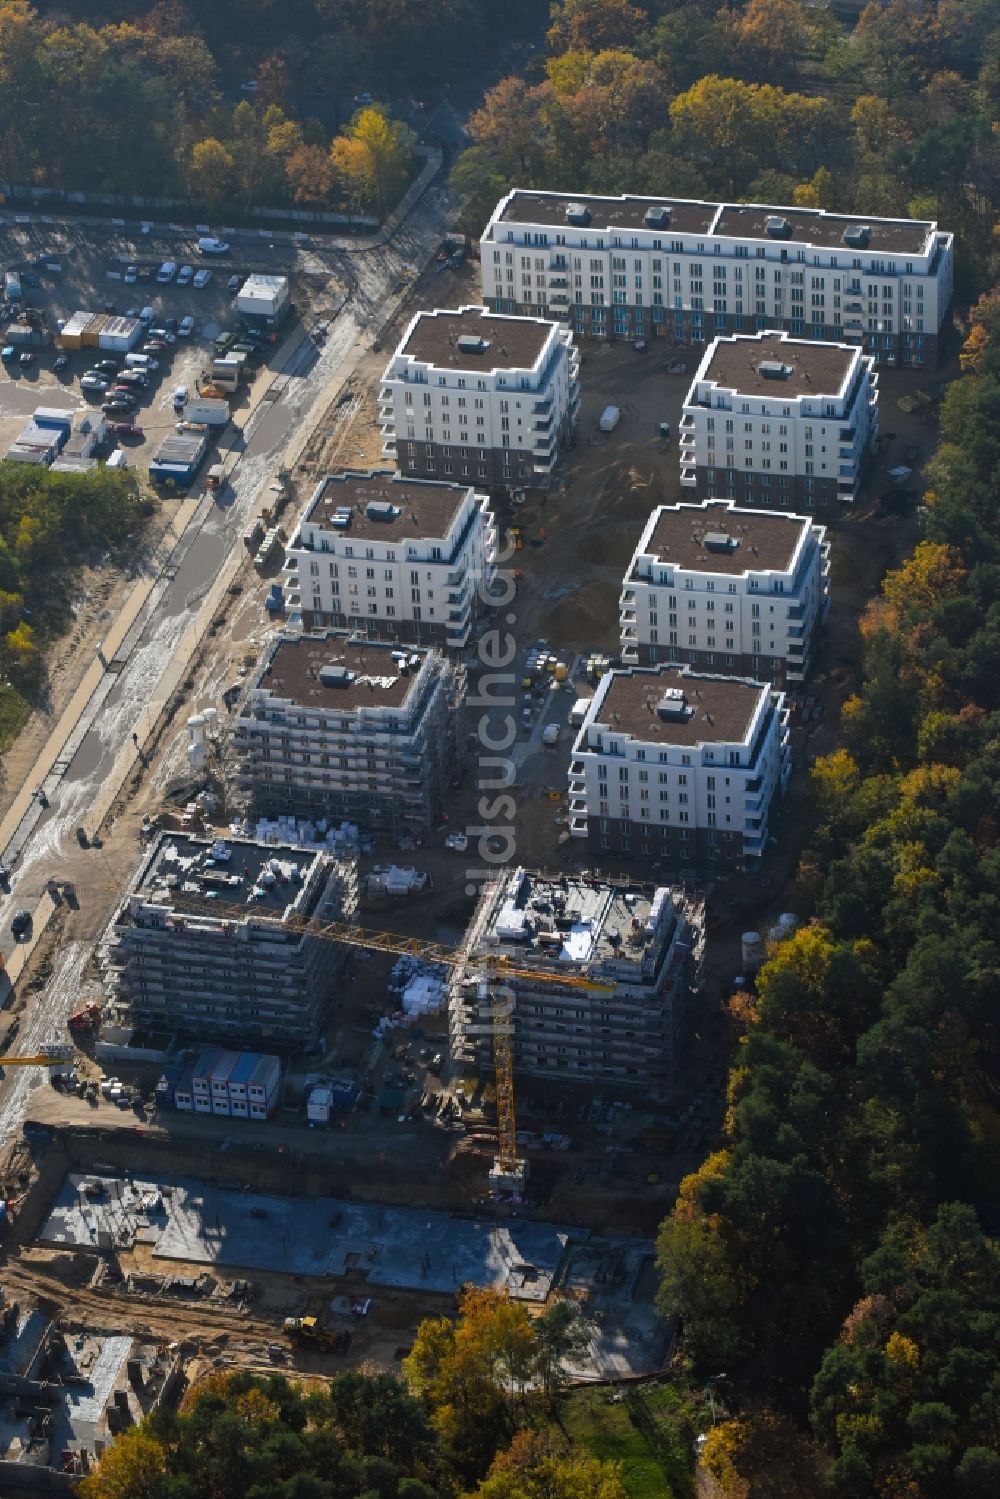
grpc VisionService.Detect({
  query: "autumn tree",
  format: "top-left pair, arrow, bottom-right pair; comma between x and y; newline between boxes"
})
285,143 -> 333,205
548,0 -> 647,57
188,136 -> 235,202
350,105 -> 414,215
466,1429 -> 629,1499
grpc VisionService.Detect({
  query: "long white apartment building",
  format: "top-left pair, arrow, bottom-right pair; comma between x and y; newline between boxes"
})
620,500 -> 830,686
481,190 -> 953,367
283,470 -> 496,650
231,633 -> 466,839
378,304 -> 580,489
679,331 -> 877,506
569,666 -> 790,869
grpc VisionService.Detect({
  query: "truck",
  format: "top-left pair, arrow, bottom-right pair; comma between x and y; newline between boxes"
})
599,405 -> 621,433
283,1315 -> 352,1353
4,269 -> 22,301
68,1003 -> 101,1035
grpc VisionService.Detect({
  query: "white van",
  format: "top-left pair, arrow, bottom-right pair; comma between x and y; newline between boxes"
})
156,260 -> 177,284
125,352 -> 156,370
139,305 -> 155,325
198,237 -> 230,256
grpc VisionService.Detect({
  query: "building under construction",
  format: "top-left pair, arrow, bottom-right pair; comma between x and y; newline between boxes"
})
101,833 -> 358,1050
229,632 -> 466,839
450,868 -> 705,1095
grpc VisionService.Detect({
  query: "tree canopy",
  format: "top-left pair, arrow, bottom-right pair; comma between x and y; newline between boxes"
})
658,287 -> 1000,1493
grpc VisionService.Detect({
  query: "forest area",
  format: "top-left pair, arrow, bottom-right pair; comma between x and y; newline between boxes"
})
454,0 -> 1000,297
0,464 -> 149,747
7,2 -> 1000,1496
0,2 -> 543,213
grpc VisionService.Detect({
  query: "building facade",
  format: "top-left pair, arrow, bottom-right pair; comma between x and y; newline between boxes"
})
481,190 -> 953,367
678,331 -> 877,506
231,633 -> 467,839
283,470 -> 496,650
568,666 -> 790,869
450,867 -> 704,1094
103,834 -> 358,1050
620,500 -> 829,686
379,304 -> 580,489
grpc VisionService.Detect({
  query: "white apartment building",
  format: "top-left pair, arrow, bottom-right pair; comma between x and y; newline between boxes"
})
569,666 -> 790,869
620,500 -> 830,686
379,304 -> 580,489
481,190 -> 953,368
231,633 -> 467,839
679,331 -> 878,505
283,470 -> 496,650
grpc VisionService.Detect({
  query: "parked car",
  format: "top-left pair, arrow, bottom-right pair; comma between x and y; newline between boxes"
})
94,359 -> 120,375
172,385 -> 189,406
137,265 -> 155,282
124,264 -> 138,284
164,316 -> 178,334
193,269 -> 212,289
178,315 -> 195,337
116,371 -> 148,387
226,275 -> 242,294
176,264 -> 193,286
142,340 -> 167,354
148,327 -> 176,343
102,398 -> 135,414
81,374 -> 109,392
53,354 -> 69,371
198,237 -> 230,256
109,422 -> 143,438
11,909 -> 31,940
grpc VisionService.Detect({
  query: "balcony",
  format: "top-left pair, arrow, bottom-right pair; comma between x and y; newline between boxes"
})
621,644 -> 639,665
620,608 -> 637,627
569,817 -> 588,838
680,467 -> 697,487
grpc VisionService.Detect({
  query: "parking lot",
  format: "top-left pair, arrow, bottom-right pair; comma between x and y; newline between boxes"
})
0,240 -> 337,476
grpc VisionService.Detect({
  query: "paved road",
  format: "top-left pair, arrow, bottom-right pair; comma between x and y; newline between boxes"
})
0,180 -> 455,1140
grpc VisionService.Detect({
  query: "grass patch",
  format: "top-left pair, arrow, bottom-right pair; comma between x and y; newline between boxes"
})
0,683 -> 31,753
554,1383 -> 697,1499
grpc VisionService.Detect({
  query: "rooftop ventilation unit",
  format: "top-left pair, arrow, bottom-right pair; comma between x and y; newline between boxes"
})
456,334 -> 490,355
365,501 -> 401,522
319,665 -> 354,688
842,224 -> 871,248
565,202 -> 591,226
331,513 -> 351,529
657,689 -> 692,723
758,360 -> 792,380
765,215 -> 792,239
703,531 -> 736,551
644,205 -> 671,229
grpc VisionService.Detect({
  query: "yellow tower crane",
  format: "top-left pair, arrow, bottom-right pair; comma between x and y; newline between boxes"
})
179,899 -> 613,1191
0,1054 -> 73,1067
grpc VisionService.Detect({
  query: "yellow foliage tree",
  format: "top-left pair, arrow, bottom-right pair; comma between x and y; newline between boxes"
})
811,748 -> 861,815
188,136 -> 236,202
881,541 -> 966,620
331,134 -> 375,211
78,1427 -> 165,1499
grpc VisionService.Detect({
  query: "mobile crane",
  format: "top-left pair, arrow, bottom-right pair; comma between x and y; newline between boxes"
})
180,899 -> 612,1193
